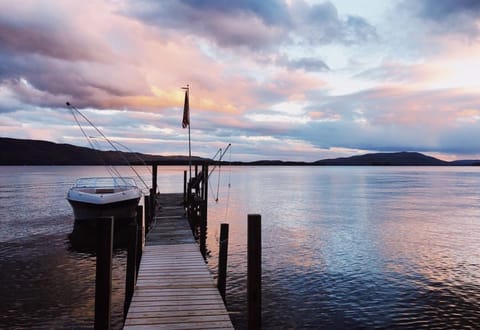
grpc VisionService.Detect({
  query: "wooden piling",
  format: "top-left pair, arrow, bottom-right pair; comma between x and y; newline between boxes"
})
95,216 -> 114,330
248,214 -> 261,330
135,205 -> 143,277
149,188 -> 155,219
203,163 -> 209,206
124,221 -> 138,321
152,163 -> 158,195
144,195 -> 151,231
217,223 -> 229,302
183,170 -> 187,205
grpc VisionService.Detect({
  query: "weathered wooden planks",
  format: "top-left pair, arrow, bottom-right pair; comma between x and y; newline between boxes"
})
124,193 -> 234,330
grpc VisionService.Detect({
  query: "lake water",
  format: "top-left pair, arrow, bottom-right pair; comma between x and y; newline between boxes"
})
1,166 -> 479,329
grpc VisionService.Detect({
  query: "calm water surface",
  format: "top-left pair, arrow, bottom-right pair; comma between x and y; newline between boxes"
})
1,166 -> 479,329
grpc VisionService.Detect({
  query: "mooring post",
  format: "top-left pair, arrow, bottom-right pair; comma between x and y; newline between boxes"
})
199,200 -> 207,259
149,188 -> 155,219
136,205 -> 143,277
200,163 -> 205,200
248,214 -> 261,330
95,216 -> 114,330
187,181 -> 192,219
144,195 -> 151,231
152,162 -> 158,195
203,163 -> 208,203
183,170 -> 187,205
124,221 -> 138,322
217,223 -> 229,302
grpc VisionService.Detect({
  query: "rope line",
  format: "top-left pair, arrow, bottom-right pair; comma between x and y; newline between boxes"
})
67,102 -> 150,190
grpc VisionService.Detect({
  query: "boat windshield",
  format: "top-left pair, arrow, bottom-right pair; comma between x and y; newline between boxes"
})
74,177 -> 137,188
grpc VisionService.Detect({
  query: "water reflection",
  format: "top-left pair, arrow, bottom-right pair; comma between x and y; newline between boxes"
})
0,233 -> 128,329
206,166 -> 480,329
1,166 -> 480,329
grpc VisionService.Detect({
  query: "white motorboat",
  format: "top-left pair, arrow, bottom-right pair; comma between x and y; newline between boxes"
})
67,177 -> 142,222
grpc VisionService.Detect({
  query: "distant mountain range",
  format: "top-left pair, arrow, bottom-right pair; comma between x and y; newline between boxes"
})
0,137 -> 206,165
1,137 -> 480,166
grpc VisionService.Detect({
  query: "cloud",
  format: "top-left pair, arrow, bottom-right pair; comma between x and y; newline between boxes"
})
276,55 -> 330,72
408,0 -> 480,21
126,0 -> 288,50
180,0 -> 291,26
0,0 -> 157,109
290,1 -> 377,46
399,0 -> 480,39
299,86 -> 480,154
128,0 -> 377,52
0,1 -> 114,62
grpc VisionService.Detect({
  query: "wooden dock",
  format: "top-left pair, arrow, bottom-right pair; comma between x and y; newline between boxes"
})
124,193 -> 234,329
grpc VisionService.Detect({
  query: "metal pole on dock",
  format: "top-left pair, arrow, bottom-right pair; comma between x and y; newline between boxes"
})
248,214 -> 261,330
95,216 -> 114,330
217,223 -> 229,302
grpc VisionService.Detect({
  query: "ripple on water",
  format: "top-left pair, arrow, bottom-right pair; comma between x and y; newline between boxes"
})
0,233 -> 128,329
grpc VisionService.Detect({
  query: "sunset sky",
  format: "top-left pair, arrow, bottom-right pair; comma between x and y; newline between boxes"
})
1,0 -> 480,161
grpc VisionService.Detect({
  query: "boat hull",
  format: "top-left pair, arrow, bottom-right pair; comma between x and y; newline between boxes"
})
67,197 -> 141,249
66,177 -> 143,249
67,197 -> 140,222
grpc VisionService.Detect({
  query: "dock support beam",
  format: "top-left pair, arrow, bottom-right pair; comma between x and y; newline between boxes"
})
217,223 -> 229,302
248,214 -> 261,330
152,162 -> 158,195
124,221 -> 138,321
183,170 -> 187,205
136,205 -> 144,277
95,216 -> 114,330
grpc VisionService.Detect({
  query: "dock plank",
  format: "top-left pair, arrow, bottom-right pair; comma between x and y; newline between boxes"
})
124,193 -> 233,329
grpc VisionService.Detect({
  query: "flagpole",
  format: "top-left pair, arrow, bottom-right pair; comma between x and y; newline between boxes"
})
188,110 -> 192,181
182,84 -> 192,181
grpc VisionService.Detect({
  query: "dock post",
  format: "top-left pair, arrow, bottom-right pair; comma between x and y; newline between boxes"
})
144,195 -> 151,231
248,214 -> 261,330
183,170 -> 187,205
136,205 -> 144,277
203,163 -> 208,206
124,221 -> 138,322
95,216 -> 114,330
149,188 -> 155,219
152,162 -> 158,195
199,200 -> 207,259
217,223 -> 229,302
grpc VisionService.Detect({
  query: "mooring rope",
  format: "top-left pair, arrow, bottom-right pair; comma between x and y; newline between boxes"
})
223,145 -> 232,223
67,102 -> 150,190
